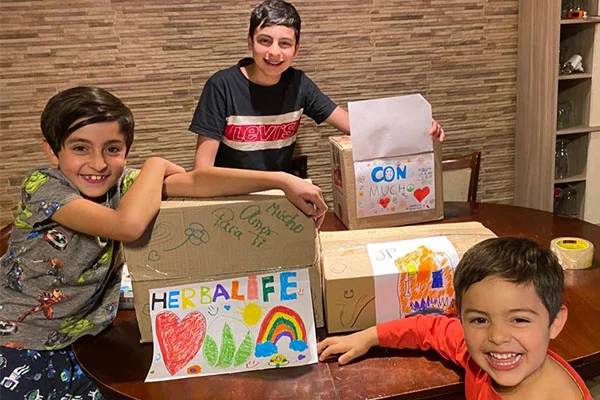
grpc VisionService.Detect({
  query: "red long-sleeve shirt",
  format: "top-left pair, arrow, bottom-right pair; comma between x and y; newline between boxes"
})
376,314 -> 592,399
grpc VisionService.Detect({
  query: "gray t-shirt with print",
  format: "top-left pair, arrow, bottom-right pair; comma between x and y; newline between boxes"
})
0,167 -> 139,350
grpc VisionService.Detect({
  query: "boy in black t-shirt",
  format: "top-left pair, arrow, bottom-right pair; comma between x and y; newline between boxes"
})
190,0 -> 445,172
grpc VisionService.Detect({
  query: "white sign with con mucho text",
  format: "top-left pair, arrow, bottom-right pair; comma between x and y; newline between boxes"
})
354,153 -> 435,218
348,94 -> 435,218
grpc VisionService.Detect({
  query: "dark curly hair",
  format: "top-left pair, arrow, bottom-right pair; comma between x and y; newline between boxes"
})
249,0 -> 301,43
41,86 -> 134,155
453,237 -> 564,324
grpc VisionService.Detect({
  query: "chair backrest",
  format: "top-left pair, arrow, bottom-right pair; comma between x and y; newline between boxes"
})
1,223 -> 11,256
442,152 -> 481,203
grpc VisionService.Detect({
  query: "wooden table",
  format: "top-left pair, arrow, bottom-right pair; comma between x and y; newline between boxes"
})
70,202 -> 600,399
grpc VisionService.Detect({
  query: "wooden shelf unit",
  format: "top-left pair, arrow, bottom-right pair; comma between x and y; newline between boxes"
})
557,124 -> 600,134
561,16 -> 600,24
516,0 -> 600,223
559,72 -> 593,79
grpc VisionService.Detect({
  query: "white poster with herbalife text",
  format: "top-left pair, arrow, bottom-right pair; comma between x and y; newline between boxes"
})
145,268 -> 317,382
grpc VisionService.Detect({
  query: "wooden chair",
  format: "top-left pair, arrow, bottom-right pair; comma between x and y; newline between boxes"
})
1,223 -> 10,255
442,152 -> 481,203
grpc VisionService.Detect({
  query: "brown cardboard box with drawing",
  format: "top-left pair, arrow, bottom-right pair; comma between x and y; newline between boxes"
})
330,94 -> 443,230
320,222 -> 497,333
123,192 -> 324,342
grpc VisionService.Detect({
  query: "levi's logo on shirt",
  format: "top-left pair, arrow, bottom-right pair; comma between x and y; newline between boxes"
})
225,120 -> 300,142
222,109 -> 303,151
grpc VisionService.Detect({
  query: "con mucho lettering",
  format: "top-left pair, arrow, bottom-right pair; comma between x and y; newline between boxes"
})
371,165 -> 407,183
240,204 -> 277,248
369,184 -> 413,197
264,202 -> 305,233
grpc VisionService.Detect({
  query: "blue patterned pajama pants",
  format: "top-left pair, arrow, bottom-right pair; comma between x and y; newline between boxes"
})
0,346 -> 104,400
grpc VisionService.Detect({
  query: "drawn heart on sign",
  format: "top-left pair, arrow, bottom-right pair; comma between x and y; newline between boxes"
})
148,250 -> 161,262
379,197 -> 391,209
155,311 -> 206,375
414,187 -> 430,203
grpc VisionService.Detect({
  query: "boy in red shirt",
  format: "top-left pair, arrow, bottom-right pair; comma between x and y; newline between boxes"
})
318,237 -> 592,399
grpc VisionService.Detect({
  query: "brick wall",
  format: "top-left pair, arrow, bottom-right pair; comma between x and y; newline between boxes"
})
0,0 -> 517,226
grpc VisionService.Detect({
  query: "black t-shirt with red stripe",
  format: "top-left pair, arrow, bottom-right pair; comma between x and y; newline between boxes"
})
189,58 -> 337,172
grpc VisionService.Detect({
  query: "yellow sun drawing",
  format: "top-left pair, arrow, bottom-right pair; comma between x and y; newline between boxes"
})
241,303 -> 263,326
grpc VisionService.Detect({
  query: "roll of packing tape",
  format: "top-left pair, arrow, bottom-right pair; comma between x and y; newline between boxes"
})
550,237 -> 594,270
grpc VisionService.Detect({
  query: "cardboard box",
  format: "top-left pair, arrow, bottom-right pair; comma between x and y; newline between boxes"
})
320,222 -> 496,333
123,193 -> 324,342
329,135 -> 444,230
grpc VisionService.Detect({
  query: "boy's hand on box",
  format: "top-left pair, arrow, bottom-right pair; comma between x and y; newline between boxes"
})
317,327 -> 379,365
429,119 -> 445,143
281,174 -> 328,230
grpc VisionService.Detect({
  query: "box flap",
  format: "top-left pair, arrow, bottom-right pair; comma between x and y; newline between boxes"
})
329,135 -> 352,151
320,222 -> 496,280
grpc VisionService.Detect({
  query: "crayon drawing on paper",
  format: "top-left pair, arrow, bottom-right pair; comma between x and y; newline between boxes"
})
367,236 -> 459,323
146,269 -> 317,382
354,153 -> 435,218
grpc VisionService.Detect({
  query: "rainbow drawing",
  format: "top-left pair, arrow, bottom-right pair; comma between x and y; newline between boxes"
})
254,306 -> 308,357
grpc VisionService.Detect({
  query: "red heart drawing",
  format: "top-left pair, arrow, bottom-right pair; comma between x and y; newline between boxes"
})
414,187 -> 430,203
155,311 -> 206,375
379,197 -> 391,209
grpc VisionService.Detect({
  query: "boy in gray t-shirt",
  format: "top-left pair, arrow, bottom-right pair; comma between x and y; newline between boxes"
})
0,86 -> 327,398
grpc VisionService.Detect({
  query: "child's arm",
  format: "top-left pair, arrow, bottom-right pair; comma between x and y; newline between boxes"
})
317,326 -> 379,365
190,76 -> 226,169
318,315 -> 467,367
50,157 -> 184,242
325,106 -> 351,134
163,167 -> 328,229
375,315 -> 465,361
194,135 -> 219,169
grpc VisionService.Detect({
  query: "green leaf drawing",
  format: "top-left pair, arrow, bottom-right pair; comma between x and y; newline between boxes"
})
203,335 -> 218,367
203,323 -> 254,369
217,323 -> 236,368
233,330 -> 254,366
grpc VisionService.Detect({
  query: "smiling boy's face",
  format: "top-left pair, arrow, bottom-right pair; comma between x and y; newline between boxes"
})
460,276 -> 567,393
43,120 -> 127,200
247,24 -> 299,85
